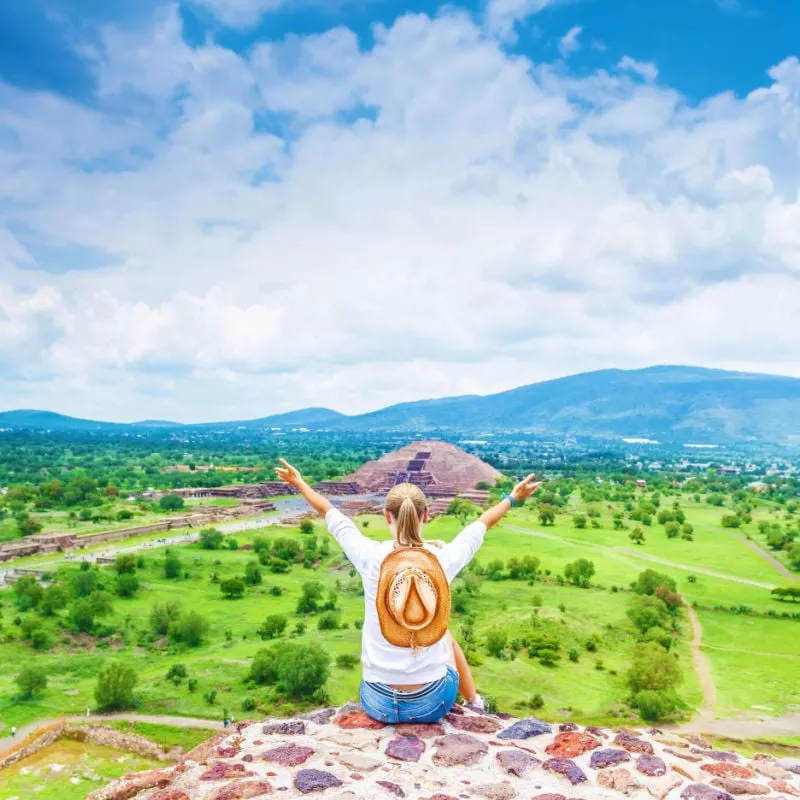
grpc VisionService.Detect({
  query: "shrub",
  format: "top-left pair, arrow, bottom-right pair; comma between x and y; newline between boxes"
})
297,581 -> 325,614
159,494 -> 185,511
16,665 -> 48,698
169,611 -> 209,647
40,584 -> 67,616
300,519 -> 315,534
150,600 -> 182,635
572,514 -> 588,529
115,554 -> 137,574
568,648 -> 580,663
486,629 -> 507,658
627,641 -> 682,694
31,629 -> 52,651
538,648 -> 560,666
204,689 -> 218,705
633,689 -> 678,721
628,595 -> 670,634
116,573 -> 140,598
69,599 -> 97,633
294,621 -> 307,635
164,551 -> 181,579
253,537 -> 270,554
199,528 -> 224,550
245,562 -> 262,586
269,585 -> 283,597
258,614 -> 288,640
270,558 -> 290,574
226,538 -> 239,551
721,514 -> 741,529
14,576 -> 43,611
629,528 -> 645,545
95,661 -> 138,711
241,697 -> 257,711
274,538 -> 302,562
336,653 -> 359,670
664,522 -> 680,539
631,569 -> 677,596
564,558 -> 595,588
317,611 -> 340,631
250,642 -> 331,699
220,578 -> 246,599
166,664 -> 188,684
187,678 -> 198,693
528,693 -> 544,710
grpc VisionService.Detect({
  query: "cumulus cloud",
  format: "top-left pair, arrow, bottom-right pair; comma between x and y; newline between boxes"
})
484,0 -> 569,39
1,4 -> 800,420
189,0 -> 292,28
617,55 -> 659,82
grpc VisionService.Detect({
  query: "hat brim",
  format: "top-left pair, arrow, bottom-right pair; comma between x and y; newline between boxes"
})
377,547 -> 450,648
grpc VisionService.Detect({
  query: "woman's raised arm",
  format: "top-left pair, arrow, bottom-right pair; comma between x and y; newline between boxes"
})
275,458 -> 333,516
479,473 -> 542,529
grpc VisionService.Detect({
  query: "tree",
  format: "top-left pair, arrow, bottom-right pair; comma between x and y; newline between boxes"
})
69,599 -> 97,633
249,642 -> 330,699
274,538 -> 301,562
538,504 -> 556,526
296,581 -> 325,614
115,554 -> 137,574
447,498 -> 480,525
150,600 -> 182,635
159,494 -> 185,511
721,514 -> 741,529
680,523 -> 694,541
572,514 -> 588,529
164,550 -> 181,579
613,513 -> 626,530
116,573 -> 140,598
299,519 -> 315,534
13,575 -> 43,611
220,578 -> 246,599
628,595 -> 670,634
317,611 -> 340,631
16,665 -> 47,699
629,527 -> 645,545
253,536 -> 270,554
257,614 -> 288,640
40,584 -> 68,616
627,641 -> 682,694
631,569 -> 677,596
789,542 -> 800,570
664,522 -> 680,539
486,629 -> 507,658
634,689 -> 679,721
18,516 -> 43,537
564,558 -> 595,588
245,561 -> 262,586
95,661 -> 138,711
169,611 -> 209,647
199,528 -> 224,550
71,569 -> 100,598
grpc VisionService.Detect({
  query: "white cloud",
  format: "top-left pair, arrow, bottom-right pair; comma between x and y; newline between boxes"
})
617,55 -> 659,82
2,6 -> 800,421
558,25 -> 582,58
190,0 -> 291,28
484,0 -> 569,40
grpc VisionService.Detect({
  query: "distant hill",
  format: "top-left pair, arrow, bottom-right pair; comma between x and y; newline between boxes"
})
4,366 -> 800,445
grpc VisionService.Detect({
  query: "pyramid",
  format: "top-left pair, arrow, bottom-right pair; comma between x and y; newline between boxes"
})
348,440 -> 501,496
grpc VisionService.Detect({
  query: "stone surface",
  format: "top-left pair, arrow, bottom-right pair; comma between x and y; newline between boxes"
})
777,759 -> 800,775
445,713 -> 503,734
646,773 -> 683,799
294,769 -> 344,794
666,748 -> 704,763
692,749 -> 739,763
433,734 -> 489,767
680,783 -> 735,800
262,721 -> 306,736
336,752 -> 382,772
200,763 -> 254,781
497,718 -> 551,740
496,749 -> 540,777
597,767 -> 641,795
672,762 -> 704,782
385,736 -> 425,763
376,780 -> 406,797
700,763 -> 754,779
637,754 -> 667,777
614,733 -> 654,754
770,779 -> 800,796
545,731 -> 601,758
543,758 -> 588,785
149,792 -> 191,800
208,780 -> 274,799
590,749 -> 632,770
710,777 -> 770,795
752,760 -> 792,779
301,708 -> 337,725
262,744 -> 315,767
395,722 -> 445,738
334,711 -> 386,730
471,782 -> 518,799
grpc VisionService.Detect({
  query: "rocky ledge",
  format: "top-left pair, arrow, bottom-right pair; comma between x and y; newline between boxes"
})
87,704 -> 800,800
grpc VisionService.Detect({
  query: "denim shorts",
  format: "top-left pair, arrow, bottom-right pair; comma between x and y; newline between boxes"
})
360,665 -> 459,724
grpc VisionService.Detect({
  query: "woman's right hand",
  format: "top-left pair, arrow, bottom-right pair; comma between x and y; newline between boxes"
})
511,473 -> 542,504
275,458 -> 304,488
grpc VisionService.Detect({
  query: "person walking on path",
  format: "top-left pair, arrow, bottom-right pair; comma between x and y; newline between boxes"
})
276,459 -> 541,723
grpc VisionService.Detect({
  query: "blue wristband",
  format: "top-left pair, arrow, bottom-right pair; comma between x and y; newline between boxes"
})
501,493 -> 516,507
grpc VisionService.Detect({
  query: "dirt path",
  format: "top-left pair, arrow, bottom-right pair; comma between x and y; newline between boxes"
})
687,606 -> 716,724
503,525 -> 777,589
723,531 -> 799,582
0,713 -> 223,758
673,713 -> 800,738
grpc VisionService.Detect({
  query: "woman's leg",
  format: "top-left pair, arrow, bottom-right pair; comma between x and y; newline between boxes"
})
446,632 -> 478,703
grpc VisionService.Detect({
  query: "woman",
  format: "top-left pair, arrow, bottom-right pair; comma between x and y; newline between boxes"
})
276,459 -> 541,723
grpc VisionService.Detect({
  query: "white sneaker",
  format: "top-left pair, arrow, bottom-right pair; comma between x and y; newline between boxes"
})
465,694 -> 486,713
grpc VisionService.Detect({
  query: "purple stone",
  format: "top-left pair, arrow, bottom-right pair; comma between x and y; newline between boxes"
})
681,783 -> 735,800
262,744 -> 314,766
691,749 -> 739,763
262,720 -> 306,736
386,736 -> 425,763
241,754 -> 253,763
300,707 -> 337,725
559,723 -> 578,732
496,749 -> 541,777
543,758 -> 588,785
637,754 -> 667,776
294,769 -> 344,794
376,780 -> 406,797
590,749 -> 631,770
497,717 -> 552,740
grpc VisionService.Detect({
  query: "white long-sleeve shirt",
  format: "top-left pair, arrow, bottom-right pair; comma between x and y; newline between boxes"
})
325,508 -> 486,685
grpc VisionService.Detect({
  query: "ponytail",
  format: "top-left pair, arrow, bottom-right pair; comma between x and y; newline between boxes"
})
385,482 -> 427,547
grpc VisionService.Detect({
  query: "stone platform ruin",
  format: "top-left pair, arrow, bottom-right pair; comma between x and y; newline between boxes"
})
85,703 -> 800,800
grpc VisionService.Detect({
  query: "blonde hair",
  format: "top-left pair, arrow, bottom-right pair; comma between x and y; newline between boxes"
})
385,483 -> 427,547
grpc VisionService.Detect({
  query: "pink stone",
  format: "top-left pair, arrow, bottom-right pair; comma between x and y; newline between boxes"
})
395,722 -> 445,738
217,746 -> 239,758
386,736 -> 426,763
445,713 -> 502,734
200,763 -> 254,782
376,780 -> 406,797
614,732 -> 654,754
433,734 -> 489,767
597,767 -> 642,796
150,792 -> 191,800
208,780 -> 274,799
261,744 -> 314,767
770,779 -> 800,796
545,732 -> 601,758
334,710 -> 386,729
496,749 -> 540,777
710,777 -> 770,795
700,764 -> 754,780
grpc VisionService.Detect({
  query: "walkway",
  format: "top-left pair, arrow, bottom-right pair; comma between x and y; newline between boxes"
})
723,530 -> 799,582
687,606 -> 716,724
0,713 -> 222,758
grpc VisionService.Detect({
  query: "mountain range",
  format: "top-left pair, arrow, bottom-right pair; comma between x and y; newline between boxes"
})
3,366 -> 800,445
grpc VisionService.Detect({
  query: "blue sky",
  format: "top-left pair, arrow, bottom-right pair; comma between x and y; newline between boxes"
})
1,0 -> 799,421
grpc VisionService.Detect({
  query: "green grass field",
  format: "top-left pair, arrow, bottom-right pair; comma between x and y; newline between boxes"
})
1,493 -> 798,734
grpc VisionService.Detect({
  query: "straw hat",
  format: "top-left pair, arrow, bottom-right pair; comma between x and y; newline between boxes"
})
376,546 -> 450,648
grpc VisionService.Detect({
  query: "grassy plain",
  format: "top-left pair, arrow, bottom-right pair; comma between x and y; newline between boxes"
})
1,493 -> 798,733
